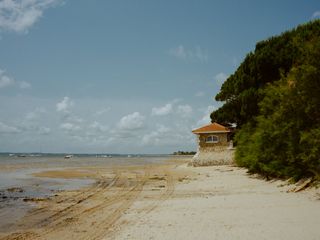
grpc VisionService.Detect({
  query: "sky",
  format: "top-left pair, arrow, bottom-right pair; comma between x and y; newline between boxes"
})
0,0 -> 319,154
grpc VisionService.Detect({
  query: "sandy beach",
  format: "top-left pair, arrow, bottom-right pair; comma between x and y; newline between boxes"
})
115,164 -> 320,240
0,156 -> 319,240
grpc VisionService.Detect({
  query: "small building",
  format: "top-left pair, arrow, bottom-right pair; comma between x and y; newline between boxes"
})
191,122 -> 234,166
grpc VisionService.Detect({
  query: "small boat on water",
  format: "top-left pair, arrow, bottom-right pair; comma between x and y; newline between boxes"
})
64,155 -> 73,159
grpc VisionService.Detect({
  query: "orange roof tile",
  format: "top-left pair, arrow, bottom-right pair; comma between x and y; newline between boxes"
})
192,122 -> 230,134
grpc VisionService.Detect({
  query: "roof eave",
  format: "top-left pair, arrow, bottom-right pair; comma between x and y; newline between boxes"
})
192,130 -> 230,134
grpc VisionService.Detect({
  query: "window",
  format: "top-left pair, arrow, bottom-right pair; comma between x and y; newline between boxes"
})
205,135 -> 219,143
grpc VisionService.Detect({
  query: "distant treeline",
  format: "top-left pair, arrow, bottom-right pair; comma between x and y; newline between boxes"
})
211,20 -> 320,181
173,151 -> 196,155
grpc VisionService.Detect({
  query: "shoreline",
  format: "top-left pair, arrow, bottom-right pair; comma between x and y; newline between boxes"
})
0,157 -> 319,240
0,157 -> 192,239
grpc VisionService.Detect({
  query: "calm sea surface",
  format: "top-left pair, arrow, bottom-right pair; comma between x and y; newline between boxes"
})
0,153 -> 171,190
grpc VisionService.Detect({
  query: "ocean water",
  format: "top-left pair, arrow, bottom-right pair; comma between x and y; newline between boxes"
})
0,153 -> 171,194
0,153 -> 170,167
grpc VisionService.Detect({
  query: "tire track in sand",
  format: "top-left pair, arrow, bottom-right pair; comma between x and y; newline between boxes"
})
0,165 -> 181,240
0,172 -> 121,240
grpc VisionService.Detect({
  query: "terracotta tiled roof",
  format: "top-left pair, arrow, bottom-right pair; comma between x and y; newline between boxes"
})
192,122 -> 230,134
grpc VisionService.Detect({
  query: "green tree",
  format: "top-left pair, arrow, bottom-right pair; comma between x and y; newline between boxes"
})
212,20 -> 320,180
212,20 -> 320,127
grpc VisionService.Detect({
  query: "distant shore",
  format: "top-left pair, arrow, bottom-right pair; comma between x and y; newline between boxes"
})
0,156 -> 319,240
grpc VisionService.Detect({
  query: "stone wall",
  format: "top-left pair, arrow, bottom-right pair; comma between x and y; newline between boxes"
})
191,133 -> 234,166
191,148 -> 234,166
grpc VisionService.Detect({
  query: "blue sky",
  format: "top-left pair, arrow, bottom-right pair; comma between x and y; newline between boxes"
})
0,0 -> 319,154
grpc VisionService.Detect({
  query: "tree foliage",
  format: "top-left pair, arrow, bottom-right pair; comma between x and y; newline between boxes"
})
211,20 -> 320,180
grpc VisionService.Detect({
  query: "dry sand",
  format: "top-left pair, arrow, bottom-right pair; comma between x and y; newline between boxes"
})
1,158 -> 319,240
114,164 -> 320,240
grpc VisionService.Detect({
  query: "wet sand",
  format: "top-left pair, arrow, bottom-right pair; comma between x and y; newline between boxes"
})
0,157 -> 192,240
0,157 -> 319,240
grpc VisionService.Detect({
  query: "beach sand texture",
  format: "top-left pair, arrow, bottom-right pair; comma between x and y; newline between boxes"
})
0,157 -> 319,240
115,164 -> 320,240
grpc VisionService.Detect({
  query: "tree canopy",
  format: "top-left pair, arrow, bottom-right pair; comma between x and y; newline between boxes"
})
211,20 -> 320,180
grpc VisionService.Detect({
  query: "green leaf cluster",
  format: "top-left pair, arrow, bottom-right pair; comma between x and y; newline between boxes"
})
211,20 -> 320,180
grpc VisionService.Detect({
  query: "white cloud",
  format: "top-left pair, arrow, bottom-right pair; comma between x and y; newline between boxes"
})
168,45 -> 208,62
194,46 -> 208,62
60,122 -> 80,131
0,0 -> 62,33
311,11 -> 320,19
56,96 -> 73,113
38,126 -> 51,135
0,95 -> 201,153
214,72 -> 228,85
12,107 -> 51,136
142,124 -> 170,145
169,45 -> 187,60
141,123 -> 195,148
0,69 -> 15,88
89,121 -> 108,132
0,69 -> 31,89
94,107 -> 111,116
19,81 -> 31,89
195,105 -> 216,127
25,107 -> 46,120
151,103 -> 173,116
68,115 -> 83,123
56,97 -> 86,134
0,121 -> 20,133
117,112 -> 145,130
177,104 -> 193,117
